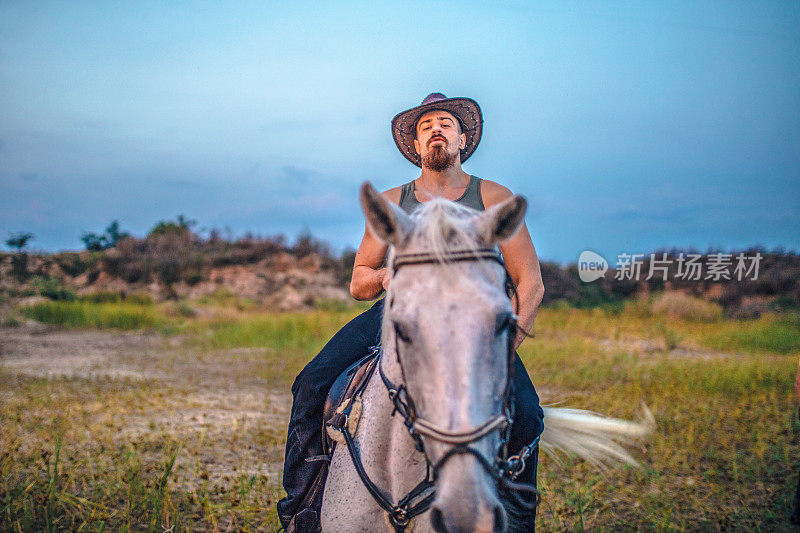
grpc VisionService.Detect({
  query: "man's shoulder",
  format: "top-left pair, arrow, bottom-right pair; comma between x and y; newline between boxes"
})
478,178 -> 514,208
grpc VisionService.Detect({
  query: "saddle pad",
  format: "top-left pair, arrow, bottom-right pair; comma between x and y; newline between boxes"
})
323,350 -> 380,456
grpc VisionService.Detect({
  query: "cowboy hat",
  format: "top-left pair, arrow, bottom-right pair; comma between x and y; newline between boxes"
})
391,92 -> 483,167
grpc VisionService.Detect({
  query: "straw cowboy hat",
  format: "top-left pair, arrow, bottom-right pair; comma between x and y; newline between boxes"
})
391,92 -> 483,167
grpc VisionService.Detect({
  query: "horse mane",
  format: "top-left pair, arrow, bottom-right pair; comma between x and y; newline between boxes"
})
407,198 -> 484,261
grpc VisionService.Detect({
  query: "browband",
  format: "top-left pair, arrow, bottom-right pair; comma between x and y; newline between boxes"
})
391,248 -> 503,271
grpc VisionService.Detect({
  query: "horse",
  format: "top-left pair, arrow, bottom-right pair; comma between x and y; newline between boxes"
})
321,182 -> 654,533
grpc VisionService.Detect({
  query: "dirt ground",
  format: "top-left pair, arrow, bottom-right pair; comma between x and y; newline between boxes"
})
0,323 -> 291,493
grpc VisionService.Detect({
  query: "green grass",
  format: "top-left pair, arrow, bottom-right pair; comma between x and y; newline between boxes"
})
180,304 -> 372,386
19,300 -> 167,330
520,306 -> 799,531
535,303 -> 800,355
699,312 -> 800,354
191,308 -> 367,351
3,295 -> 798,531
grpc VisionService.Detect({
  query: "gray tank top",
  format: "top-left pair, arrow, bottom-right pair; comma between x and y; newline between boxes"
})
398,175 -> 486,214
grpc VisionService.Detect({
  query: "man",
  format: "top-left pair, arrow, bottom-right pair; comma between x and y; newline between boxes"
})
278,93 -> 546,532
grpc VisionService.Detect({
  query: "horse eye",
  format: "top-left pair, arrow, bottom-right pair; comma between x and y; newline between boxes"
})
393,321 -> 412,343
495,313 -> 514,336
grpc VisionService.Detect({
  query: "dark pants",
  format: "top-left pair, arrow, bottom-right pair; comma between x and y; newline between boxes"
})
277,298 -> 545,526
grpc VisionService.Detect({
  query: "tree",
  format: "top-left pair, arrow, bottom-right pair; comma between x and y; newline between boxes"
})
6,232 -> 34,252
6,232 -> 34,281
105,220 -> 130,246
80,232 -> 109,251
148,214 -> 197,238
80,220 -> 130,251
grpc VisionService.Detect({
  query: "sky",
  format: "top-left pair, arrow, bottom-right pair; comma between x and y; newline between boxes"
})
1,1 -> 798,265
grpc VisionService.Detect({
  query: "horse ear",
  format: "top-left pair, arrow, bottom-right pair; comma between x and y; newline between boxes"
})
359,182 -> 414,247
475,195 -> 528,244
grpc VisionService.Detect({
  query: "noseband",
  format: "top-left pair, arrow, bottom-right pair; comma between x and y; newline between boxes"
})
337,248 -> 540,532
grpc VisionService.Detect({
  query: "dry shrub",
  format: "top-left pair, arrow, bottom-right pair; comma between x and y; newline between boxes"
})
52,252 -> 87,277
650,291 -> 722,322
622,295 -> 653,318
731,296 -> 772,319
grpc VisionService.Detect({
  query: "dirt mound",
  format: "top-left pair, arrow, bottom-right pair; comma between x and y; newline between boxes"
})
1,249 -> 351,311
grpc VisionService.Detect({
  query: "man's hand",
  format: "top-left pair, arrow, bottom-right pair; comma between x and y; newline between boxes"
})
350,187 -> 403,301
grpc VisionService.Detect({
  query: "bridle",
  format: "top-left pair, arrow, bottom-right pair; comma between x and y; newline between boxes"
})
338,248 -> 540,532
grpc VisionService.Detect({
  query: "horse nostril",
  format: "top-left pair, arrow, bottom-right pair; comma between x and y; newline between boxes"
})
493,504 -> 507,532
430,506 -> 447,532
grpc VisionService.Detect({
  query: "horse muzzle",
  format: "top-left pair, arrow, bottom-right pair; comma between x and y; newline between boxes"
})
430,453 -> 507,533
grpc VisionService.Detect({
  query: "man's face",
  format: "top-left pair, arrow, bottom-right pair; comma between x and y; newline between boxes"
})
413,110 -> 467,171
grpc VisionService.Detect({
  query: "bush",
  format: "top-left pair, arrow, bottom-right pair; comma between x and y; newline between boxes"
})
1,315 -> 21,327
655,321 -> 684,351
183,269 -> 203,286
30,276 -> 76,302
175,300 -> 196,318
336,248 -> 357,287
292,229 -> 330,259
650,291 -> 722,322
623,295 -> 653,319
148,215 -> 196,239
11,254 -> 28,282
52,252 -> 87,277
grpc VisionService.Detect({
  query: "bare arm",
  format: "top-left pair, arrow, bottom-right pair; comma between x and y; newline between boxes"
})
349,186 -> 403,300
482,180 -> 546,349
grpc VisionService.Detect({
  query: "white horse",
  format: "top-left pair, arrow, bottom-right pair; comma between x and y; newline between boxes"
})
321,183 -> 653,533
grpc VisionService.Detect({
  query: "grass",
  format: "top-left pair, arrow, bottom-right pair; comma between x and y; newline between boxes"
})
2,294 -> 799,530
19,300 -> 167,331
521,304 -> 798,531
699,312 -> 800,354
535,300 -> 800,355
0,373 -> 283,531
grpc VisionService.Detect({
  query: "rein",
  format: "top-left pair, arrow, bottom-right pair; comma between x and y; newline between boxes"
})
337,248 -> 540,532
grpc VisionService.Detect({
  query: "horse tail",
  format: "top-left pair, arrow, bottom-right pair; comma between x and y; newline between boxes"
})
538,403 -> 655,468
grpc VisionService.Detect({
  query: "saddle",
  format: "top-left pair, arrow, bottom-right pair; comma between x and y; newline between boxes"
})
322,348 -> 380,456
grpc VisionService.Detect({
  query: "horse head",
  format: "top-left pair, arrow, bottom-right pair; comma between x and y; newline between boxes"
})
360,182 -> 527,533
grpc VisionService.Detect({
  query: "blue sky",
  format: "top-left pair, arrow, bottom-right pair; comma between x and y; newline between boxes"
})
1,1 -> 798,264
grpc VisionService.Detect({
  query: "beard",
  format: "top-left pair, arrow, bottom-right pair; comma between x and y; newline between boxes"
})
422,144 -> 457,172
